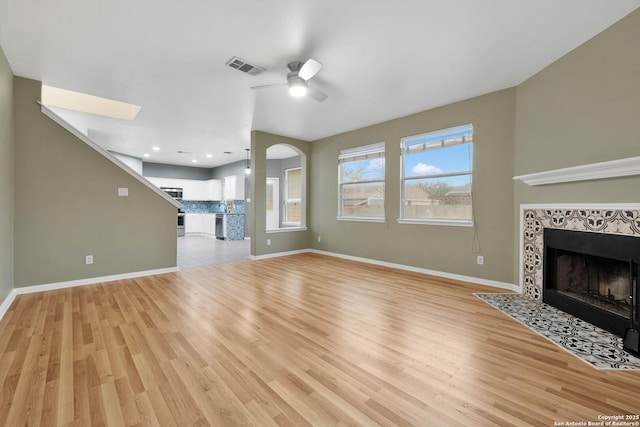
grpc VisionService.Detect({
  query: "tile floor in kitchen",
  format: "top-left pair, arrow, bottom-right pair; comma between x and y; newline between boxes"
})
177,235 -> 250,269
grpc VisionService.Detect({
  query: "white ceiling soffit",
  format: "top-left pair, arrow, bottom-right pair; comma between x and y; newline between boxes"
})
41,85 -> 141,121
1,0 -> 638,168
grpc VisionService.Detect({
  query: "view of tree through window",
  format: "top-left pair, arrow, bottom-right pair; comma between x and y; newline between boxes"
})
338,142 -> 385,219
400,124 -> 473,224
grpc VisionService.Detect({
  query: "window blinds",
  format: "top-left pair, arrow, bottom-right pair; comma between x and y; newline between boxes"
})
401,124 -> 473,155
339,142 -> 385,164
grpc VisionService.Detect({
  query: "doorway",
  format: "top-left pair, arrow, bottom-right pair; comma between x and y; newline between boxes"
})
266,177 -> 279,231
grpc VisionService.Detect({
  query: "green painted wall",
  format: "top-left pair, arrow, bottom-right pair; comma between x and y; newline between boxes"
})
5,7 -> 634,290
514,9 -> 640,281
515,9 -> 640,199
13,77 -> 178,287
251,131 -> 312,256
0,47 -> 14,301
310,89 -> 516,284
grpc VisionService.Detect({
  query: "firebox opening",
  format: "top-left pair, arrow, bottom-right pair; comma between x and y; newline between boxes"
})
543,228 -> 640,338
554,250 -> 632,320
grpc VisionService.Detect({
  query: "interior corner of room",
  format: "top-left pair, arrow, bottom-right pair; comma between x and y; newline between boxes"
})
1,6 -> 640,297
2,3 -> 640,424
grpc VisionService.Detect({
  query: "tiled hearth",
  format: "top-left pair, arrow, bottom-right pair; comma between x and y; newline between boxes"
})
520,205 -> 640,300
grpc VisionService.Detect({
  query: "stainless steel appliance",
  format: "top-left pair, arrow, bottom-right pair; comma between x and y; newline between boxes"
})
177,212 -> 185,237
159,187 -> 186,237
215,214 -> 224,239
160,187 -> 183,199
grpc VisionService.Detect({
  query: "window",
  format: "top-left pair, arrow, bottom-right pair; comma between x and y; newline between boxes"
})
284,167 -> 301,225
266,144 -> 307,232
338,142 -> 385,220
400,124 -> 473,225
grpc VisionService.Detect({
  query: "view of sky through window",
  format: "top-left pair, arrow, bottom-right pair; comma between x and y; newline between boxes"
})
405,144 -> 472,186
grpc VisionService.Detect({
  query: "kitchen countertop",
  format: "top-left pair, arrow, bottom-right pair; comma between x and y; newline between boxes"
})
184,212 -> 244,215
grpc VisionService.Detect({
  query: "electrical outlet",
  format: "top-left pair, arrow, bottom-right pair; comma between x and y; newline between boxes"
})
118,187 -> 128,197
317,235 -> 322,243
267,239 -> 271,246
86,255 -> 94,265
477,255 -> 484,265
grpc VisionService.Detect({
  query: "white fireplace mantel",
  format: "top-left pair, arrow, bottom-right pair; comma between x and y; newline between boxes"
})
513,156 -> 640,186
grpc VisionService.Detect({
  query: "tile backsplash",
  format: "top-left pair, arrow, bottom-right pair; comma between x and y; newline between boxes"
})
180,200 -> 245,214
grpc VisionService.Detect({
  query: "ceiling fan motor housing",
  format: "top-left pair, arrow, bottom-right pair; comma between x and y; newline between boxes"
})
287,74 -> 307,87
251,59 -> 327,102
287,61 -> 304,73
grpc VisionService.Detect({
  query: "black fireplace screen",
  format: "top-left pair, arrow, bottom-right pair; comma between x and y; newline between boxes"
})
543,228 -> 639,337
554,250 -> 632,320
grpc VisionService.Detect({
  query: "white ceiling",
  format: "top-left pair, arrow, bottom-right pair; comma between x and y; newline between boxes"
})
1,1 -> 637,168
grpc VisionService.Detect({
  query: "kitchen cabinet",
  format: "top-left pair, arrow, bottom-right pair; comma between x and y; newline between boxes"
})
185,213 -> 203,234
205,179 -> 222,201
223,175 -> 245,200
184,213 -> 244,240
146,177 -> 222,201
182,180 -> 206,200
185,213 -> 219,235
146,176 -> 173,188
202,214 -> 217,235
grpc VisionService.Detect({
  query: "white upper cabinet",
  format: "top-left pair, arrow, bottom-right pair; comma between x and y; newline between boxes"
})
187,180 -> 209,200
146,177 -> 225,201
145,176 -> 173,188
205,179 -> 222,201
223,175 -> 245,200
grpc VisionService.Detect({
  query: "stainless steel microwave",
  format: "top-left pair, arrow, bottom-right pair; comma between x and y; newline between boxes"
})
160,187 -> 183,199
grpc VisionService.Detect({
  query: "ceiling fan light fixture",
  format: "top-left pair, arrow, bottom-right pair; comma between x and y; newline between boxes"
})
251,59 -> 327,102
289,84 -> 307,97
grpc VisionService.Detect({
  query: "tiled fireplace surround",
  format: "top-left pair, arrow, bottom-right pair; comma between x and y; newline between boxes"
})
520,205 -> 640,301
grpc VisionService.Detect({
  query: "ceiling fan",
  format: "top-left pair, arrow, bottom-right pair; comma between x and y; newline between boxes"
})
251,59 -> 328,102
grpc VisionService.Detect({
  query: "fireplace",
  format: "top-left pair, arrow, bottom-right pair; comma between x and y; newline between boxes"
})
543,228 -> 639,337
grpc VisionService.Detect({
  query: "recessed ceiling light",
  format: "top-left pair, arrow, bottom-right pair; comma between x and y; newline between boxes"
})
206,154 -> 213,158
192,159 -> 198,163
152,146 -> 160,151
143,153 -> 150,158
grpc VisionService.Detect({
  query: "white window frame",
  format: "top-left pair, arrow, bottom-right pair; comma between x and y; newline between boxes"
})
283,167 -> 302,226
338,142 -> 386,222
399,124 -> 474,227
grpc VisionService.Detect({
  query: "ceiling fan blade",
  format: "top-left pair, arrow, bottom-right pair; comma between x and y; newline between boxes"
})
306,85 -> 328,102
250,83 -> 287,90
298,59 -> 322,81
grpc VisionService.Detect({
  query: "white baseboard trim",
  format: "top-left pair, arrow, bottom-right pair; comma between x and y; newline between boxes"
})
250,248 -> 517,292
1,249 -> 516,320
0,289 -> 18,321
12,267 -> 179,296
0,267 -> 178,321
309,249 -> 518,292
249,249 -> 309,260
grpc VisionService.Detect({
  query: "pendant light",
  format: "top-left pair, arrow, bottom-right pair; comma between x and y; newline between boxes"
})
245,148 -> 251,175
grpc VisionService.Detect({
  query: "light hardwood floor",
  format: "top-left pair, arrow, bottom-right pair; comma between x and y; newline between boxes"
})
1,253 -> 639,426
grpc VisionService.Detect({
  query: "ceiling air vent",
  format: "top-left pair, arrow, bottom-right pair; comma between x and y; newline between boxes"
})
226,57 -> 265,76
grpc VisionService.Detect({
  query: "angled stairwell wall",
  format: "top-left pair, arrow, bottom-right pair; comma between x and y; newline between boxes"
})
13,77 -> 178,287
